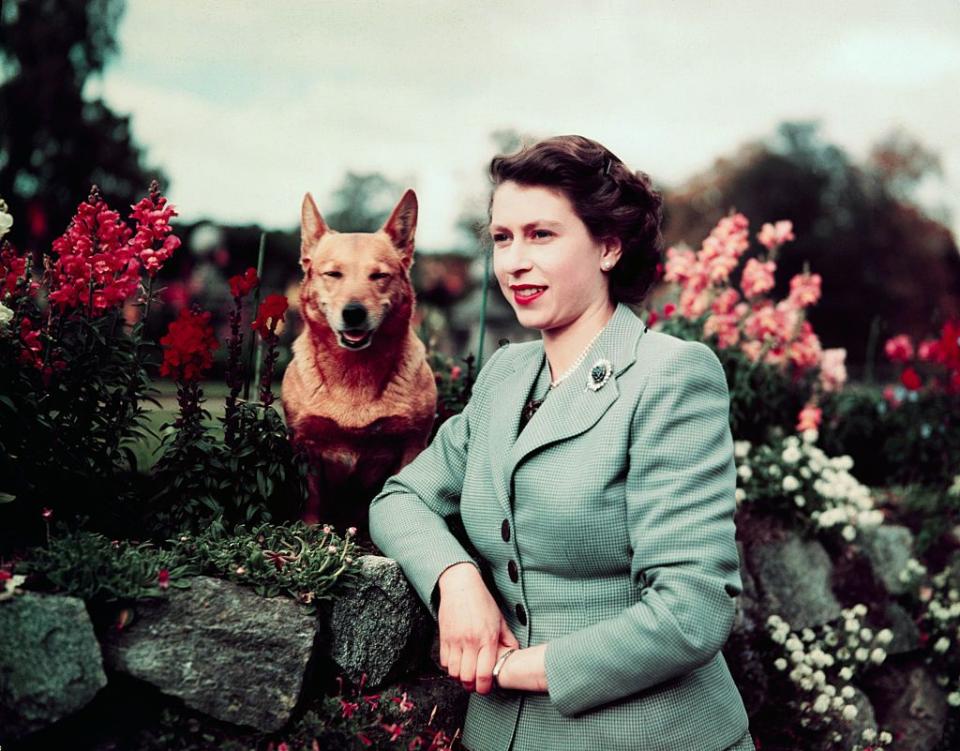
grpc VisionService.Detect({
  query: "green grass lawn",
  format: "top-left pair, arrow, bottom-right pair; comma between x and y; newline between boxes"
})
133,380 -> 260,473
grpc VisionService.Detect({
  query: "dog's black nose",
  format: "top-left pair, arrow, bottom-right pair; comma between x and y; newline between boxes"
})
342,302 -> 369,327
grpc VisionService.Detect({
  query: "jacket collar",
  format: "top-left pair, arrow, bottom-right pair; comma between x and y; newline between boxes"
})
487,301 -> 648,518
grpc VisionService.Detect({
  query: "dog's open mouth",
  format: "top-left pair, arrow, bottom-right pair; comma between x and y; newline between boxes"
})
338,328 -> 375,350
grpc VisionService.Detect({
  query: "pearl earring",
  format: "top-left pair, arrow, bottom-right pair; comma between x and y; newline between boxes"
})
602,262 -> 611,270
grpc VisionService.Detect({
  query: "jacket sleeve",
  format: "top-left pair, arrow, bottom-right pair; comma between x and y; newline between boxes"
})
368,344 -> 507,621
542,340 -> 743,717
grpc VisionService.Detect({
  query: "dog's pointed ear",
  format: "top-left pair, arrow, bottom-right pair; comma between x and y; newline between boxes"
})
301,192 -> 328,270
381,189 -> 418,267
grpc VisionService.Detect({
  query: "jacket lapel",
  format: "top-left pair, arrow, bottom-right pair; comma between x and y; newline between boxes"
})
486,302 -> 648,519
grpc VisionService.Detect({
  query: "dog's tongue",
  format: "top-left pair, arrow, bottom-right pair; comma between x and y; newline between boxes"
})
343,331 -> 367,342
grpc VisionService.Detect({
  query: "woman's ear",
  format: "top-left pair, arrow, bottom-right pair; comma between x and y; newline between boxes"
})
601,236 -> 623,267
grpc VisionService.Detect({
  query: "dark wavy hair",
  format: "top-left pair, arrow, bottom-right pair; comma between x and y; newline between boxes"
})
486,134 -> 664,306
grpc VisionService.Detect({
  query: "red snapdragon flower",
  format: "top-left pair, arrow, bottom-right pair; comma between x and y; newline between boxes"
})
157,569 -> 170,590
252,294 -> 288,338
47,183 -> 180,315
228,267 -> 259,298
129,185 -> 181,277
900,366 -> 922,391
159,308 -> 219,382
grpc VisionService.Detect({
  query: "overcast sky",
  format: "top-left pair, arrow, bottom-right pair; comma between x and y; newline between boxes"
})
84,0 -> 960,251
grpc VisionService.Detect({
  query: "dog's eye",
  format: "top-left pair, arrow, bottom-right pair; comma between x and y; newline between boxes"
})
323,271 -> 342,278
370,273 -> 390,281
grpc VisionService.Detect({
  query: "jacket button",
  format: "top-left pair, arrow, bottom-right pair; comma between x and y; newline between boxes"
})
507,560 -> 518,582
501,519 -> 511,542
515,603 -> 527,625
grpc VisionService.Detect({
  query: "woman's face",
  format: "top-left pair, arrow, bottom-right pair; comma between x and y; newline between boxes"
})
489,180 -> 619,333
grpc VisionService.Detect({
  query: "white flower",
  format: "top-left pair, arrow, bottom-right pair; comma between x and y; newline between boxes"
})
934,636 -> 950,653
861,727 -> 877,742
855,647 -> 869,661
801,627 -> 816,642
734,440 -> 752,459
876,628 -> 894,645
774,657 -> 788,671
854,603 -> 867,617
859,627 -> 873,642
842,703 -> 858,721
794,494 -> 806,507
813,694 -> 830,713
786,636 -> 804,652
782,475 -> 801,492
768,464 -> 782,477
737,465 -> 753,481
841,685 -> 855,699
0,302 -> 13,327
949,475 -> 960,498
802,428 -> 818,444
842,525 -> 857,542
870,648 -> 886,664
879,730 -> 892,743
947,691 -> 960,707
782,445 -> 802,464
735,488 -> 746,504
0,206 -> 12,238
799,466 -> 812,479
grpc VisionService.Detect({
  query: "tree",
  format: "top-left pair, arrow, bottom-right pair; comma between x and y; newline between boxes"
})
0,0 -> 166,253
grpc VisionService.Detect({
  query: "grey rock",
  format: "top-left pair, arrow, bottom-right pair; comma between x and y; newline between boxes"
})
745,527 -> 843,629
878,600 -> 920,655
0,592 -> 107,742
327,555 -> 433,688
860,525 -> 915,596
101,576 -> 318,732
861,655 -> 948,751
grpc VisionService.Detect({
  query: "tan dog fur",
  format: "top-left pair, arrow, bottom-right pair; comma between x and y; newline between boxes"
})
282,190 -> 438,534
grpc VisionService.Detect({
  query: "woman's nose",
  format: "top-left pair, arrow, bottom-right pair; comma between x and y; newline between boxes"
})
498,238 -> 533,273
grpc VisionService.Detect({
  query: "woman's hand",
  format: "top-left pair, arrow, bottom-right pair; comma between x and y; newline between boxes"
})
494,643 -> 548,693
437,562 -> 520,694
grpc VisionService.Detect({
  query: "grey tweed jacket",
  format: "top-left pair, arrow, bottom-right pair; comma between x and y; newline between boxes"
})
368,301 -> 752,751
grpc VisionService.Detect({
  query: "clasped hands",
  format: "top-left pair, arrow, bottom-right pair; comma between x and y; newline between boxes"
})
437,562 -> 548,694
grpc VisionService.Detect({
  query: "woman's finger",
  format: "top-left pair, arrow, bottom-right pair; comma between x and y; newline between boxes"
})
438,632 -> 449,668
474,642 -> 497,694
459,644 -> 478,690
447,643 -> 462,681
500,617 -> 520,649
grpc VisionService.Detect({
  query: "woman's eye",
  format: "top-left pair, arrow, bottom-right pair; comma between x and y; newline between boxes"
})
533,230 -> 552,238
491,233 -> 508,243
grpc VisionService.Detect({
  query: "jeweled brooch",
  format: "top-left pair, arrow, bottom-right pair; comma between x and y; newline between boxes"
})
586,358 -> 613,391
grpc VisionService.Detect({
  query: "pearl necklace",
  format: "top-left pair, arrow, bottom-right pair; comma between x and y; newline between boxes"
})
548,319 -> 609,389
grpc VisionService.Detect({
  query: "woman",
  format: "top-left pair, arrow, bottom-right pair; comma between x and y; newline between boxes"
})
368,135 -> 755,751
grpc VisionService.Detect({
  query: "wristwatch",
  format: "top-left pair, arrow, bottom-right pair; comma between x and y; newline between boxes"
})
492,648 -> 517,688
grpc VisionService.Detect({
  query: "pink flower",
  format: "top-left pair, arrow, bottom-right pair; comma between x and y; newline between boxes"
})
450,365 -> 462,380
787,272 -> 821,308
884,334 -> 914,364
157,569 -> 170,590
340,699 -> 359,718
741,258 -> 777,299
882,385 -> 902,408
819,348 -> 848,392
756,220 -> 795,250
41,507 -> 53,520
796,403 -> 822,432
917,338 -> 939,362
663,302 -> 676,318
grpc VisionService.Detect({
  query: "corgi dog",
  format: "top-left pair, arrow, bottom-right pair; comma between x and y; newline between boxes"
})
282,189 -> 438,536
